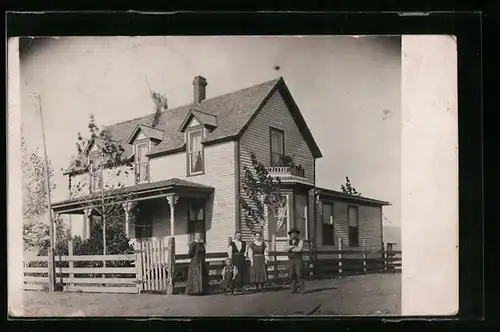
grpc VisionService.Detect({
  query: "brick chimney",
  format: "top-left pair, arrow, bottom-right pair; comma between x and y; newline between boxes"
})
193,75 -> 207,105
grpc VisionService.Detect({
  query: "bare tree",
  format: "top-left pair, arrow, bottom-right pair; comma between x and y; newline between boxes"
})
69,115 -> 137,255
145,78 -> 168,129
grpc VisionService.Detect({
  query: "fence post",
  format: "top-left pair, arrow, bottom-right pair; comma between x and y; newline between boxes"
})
166,237 -> 176,295
383,242 -> 388,273
271,234 -> 278,285
135,240 -> 143,293
387,243 -> 394,273
362,239 -> 367,274
68,240 -> 75,288
338,237 -> 343,277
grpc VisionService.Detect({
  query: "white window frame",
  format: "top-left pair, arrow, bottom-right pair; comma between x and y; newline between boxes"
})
321,201 -> 335,246
273,193 -> 290,240
134,141 -> 150,184
187,128 -> 204,176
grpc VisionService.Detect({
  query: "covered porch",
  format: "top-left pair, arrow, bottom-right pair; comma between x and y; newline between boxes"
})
51,178 -> 214,255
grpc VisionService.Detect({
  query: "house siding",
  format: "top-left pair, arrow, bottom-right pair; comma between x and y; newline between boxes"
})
315,200 -> 383,258
239,89 -> 315,246
68,165 -> 134,198
149,140 -> 236,254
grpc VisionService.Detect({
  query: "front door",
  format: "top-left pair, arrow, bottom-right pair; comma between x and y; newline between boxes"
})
188,200 -> 206,242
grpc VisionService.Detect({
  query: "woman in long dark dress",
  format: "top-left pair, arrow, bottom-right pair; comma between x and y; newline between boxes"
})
186,233 -> 209,295
227,231 -> 247,293
248,230 -> 269,292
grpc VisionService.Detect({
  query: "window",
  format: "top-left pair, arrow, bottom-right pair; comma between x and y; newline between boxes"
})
135,141 -> 149,183
89,153 -> 103,193
187,129 -> 204,175
295,196 -> 308,240
188,201 -> 205,242
270,195 -> 288,238
348,205 -> 359,247
321,202 -> 335,245
270,128 -> 284,165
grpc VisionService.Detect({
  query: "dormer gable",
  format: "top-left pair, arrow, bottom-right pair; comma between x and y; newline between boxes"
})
179,109 -> 218,133
126,124 -> 164,144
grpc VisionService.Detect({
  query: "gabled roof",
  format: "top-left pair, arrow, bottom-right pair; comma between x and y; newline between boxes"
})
64,77 -> 322,175
179,109 -> 218,132
126,124 -> 164,144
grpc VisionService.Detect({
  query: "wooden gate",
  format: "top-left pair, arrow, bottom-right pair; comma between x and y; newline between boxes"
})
134,237 -> 170,293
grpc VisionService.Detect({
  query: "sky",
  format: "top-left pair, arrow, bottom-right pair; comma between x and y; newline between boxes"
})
19,35 -> 401,242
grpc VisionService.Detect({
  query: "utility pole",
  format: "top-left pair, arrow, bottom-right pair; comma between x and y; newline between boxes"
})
35,94 -> 56,292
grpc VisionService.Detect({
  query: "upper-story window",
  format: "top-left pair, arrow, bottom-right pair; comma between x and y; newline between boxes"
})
187,129 -> 204,175
270,127 -> 285,166
135,141 -> 150,184
89,152 -> 103,193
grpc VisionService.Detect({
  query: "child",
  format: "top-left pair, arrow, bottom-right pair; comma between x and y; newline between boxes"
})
220,257 -> 239,294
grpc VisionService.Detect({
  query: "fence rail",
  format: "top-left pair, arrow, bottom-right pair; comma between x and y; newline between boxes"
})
23,253 -> 139,294
23,237 -> 401,295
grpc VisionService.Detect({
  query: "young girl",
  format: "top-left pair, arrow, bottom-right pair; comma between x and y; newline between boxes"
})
220,257 -> 239,294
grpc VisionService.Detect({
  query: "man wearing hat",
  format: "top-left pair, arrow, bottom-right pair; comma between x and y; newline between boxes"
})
285,227 -> 305,294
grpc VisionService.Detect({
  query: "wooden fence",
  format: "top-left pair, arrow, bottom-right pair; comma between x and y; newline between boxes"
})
23,254 -> 139,294
172,248 -> 401,294
23,237 -> 400,295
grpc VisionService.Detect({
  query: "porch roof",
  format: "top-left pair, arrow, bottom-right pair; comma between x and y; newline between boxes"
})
52,178 -> 214,214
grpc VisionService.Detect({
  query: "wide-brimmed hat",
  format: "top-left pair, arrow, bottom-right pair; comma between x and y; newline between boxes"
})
288,228 -> 300,235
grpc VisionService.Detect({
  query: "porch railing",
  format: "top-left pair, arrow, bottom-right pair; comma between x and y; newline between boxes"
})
266,166 -> 306,178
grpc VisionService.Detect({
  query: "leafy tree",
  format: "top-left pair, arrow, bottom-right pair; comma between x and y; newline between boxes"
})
70,114 -> 136,255
240,152 -> 282,235
23,216 -> 71,256
21,126 -> 55,223
340,176 -> 362,196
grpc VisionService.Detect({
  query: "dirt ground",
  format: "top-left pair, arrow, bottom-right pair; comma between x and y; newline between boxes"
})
11,273 -> 401,317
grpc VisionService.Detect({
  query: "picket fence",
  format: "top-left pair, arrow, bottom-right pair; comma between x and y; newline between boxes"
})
23,237 -> 401,295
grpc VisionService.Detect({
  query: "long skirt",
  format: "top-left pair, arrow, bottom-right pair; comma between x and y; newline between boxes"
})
185,257 -> 209,295
250,254 -> 268,283
231,253 -> 247,288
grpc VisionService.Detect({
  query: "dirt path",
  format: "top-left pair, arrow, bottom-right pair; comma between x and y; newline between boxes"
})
12,274 -> 401,317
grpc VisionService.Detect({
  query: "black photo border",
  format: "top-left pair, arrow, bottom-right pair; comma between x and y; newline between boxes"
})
4,9 -> 493,332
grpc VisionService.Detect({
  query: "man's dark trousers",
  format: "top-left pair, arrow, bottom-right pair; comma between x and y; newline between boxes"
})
288,256 -> 305,293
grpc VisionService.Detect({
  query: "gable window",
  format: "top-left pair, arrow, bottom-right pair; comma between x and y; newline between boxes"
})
188,201 -> 205,242
89,153 -> 103,193
135,141 -> 149,183
321,202 -> 335,246
348,205 -> 359,247
270,128 -> 284,165
187,129 -> 204,175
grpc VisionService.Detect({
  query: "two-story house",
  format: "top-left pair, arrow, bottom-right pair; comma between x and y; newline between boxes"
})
51,76 -> 390,255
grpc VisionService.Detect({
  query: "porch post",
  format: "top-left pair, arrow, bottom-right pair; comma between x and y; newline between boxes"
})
83,208 -> 92,240
54,214 -> 60,249
165,194 -> 179,237
122,202 -> 132,238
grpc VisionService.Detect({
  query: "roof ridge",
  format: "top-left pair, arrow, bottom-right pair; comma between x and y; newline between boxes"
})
103,77 -> 281,130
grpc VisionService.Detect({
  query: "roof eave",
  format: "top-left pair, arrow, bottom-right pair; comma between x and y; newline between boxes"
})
316,189 -> 391,206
